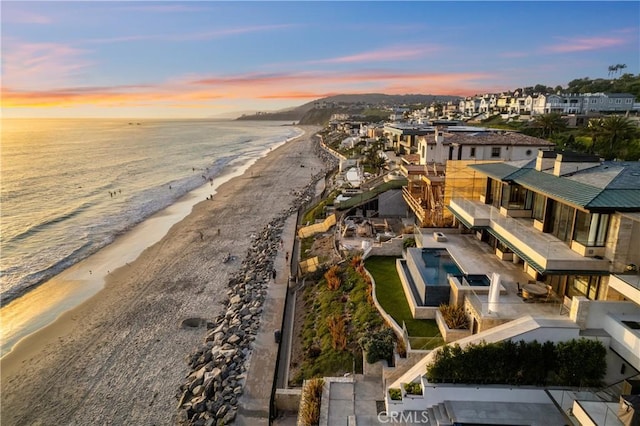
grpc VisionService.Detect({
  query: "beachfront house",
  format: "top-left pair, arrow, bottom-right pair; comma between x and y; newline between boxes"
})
402,131 -> 553,227
383,152 -> 640,424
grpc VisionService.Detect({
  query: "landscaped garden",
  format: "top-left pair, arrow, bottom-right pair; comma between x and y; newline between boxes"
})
364,256 -> 444,349
290,256 -> 398,385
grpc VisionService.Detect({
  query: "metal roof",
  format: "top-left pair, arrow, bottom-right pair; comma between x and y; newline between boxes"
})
469,163 -> 521,181
470,162 -> 640,210
514,169 -> 602,208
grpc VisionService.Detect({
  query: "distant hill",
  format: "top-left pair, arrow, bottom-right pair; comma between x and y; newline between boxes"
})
236,93 -> 462,124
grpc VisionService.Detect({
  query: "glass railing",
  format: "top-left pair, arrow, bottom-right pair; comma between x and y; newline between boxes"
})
466,288 -> 564,319
547,389 -> 621,426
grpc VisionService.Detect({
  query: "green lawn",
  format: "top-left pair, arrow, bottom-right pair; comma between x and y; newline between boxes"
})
365,256 -> 441,339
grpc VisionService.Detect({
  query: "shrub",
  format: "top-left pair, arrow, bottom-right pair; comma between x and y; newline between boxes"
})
426,339 -> 606,387
388,388 -> 402,400
327,314 -> 348,351
324,265 -> 341,291
350,255 -> 363,269
361,328 -> 395,364
404,382 -> 422,395
300,378 -> 324,426
403,238 -> 416,249
439,304 -> 469,329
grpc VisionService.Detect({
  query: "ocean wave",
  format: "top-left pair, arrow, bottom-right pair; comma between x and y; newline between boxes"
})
1,240 -> 95,307
5,201 -> 94,245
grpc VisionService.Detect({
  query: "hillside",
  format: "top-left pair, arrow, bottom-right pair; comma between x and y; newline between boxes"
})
236,93 -> 462,124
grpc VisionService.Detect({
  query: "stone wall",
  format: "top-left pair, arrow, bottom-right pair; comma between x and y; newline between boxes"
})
366,235 -> 407,258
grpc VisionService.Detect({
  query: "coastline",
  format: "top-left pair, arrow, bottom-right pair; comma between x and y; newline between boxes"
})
1,125 -> 322,425
0,125 -> 304,357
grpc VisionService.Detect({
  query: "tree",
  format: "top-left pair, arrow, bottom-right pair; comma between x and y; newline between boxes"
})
363,142 -> 386,175
532,113 -> 567,139
608,64 -> 627,78
596,115 -> 638,160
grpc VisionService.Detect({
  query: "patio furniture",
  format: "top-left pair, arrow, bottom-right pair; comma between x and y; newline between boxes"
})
522,283 -> 548,299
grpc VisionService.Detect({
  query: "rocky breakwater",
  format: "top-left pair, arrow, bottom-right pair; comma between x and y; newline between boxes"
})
177,161 -> 332,425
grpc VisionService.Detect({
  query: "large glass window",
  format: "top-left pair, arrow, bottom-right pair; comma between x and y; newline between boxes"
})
501,185 -> 532,209
549,201 -> 575,243
491,180 -> 502,209
532,193 -> 545,221
573,211 -> 610,246
567,275 -> 601,300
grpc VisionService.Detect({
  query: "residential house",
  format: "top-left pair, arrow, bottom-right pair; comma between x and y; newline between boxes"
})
384,153 -> 640,424
582,92 -> 636,114
448,152 -> 640,300
402,131 -> 553,226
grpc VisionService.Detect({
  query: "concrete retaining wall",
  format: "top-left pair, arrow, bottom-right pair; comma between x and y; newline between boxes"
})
275,388 -> 302,412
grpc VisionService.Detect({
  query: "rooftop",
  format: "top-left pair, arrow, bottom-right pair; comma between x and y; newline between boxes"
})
470,160 -> 640,210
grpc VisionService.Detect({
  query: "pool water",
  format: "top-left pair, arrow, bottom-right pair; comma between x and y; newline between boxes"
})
418,249 -> 462,286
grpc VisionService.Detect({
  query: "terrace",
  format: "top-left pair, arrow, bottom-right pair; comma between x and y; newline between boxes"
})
448,198 -> 610,274
395,229 -> 571,334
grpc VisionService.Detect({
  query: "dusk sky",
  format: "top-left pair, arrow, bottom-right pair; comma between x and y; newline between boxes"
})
2,1 -> 639,118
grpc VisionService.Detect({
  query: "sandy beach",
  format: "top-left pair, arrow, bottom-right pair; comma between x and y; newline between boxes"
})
1,126 -> 323,425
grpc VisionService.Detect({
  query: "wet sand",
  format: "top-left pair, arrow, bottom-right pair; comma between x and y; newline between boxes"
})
1,126 -> 322,425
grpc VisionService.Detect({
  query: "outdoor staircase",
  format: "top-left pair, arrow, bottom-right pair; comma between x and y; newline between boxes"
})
383,352 -> 428,389
424,402 -> 453,426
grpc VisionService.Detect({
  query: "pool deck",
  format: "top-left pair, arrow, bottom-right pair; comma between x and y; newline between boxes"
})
418,232 -> 566,319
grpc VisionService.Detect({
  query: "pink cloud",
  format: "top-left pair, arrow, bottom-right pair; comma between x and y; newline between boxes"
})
2,41 -> 94,89
3,69 -> 496,110
543,36 -> 628,53
309,45 -> 442,64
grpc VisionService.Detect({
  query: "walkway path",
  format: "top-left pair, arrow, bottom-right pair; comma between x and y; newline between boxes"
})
235,213 -> 298,425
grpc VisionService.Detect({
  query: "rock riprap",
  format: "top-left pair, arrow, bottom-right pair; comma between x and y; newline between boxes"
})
176,138 -> 338,425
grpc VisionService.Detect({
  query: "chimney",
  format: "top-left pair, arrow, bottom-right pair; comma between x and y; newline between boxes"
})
535,150 -> 556,171
552,152 -> 601,177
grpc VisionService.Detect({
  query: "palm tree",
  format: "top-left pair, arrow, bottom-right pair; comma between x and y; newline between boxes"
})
608,64 -> 627,78
587,118 -> 603,154
532,113 -> 567,139
599,115 -> 637,159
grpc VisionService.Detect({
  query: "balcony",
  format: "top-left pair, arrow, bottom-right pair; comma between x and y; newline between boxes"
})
608,274 -> 640,305
449,198 -> 610,274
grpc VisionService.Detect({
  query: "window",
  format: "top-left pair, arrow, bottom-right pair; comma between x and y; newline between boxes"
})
491,147 -> 501,158
573,211 -> 609,246
501,185 -> 532,210
470,147 -> 476,157
567,275 -> 601,300
532,193 -> 545,221
549,201 -> 575,243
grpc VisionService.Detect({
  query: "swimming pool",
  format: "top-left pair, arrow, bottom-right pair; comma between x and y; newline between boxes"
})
418,248 -> 462,286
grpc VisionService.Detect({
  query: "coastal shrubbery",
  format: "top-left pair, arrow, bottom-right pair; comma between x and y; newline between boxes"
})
426,339 -> 606,387
299,378 -> 324,426
438,303 -> 469,330
291,256 -> 390,384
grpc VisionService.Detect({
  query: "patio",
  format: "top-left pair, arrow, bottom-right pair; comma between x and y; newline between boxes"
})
415,230 -> 567,321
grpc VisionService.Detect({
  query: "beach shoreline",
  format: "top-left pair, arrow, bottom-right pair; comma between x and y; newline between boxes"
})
0,126 -> 304,357
1,125 -> 323,425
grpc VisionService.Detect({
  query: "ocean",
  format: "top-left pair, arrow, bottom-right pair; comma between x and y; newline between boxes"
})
1,118 -> 301,307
